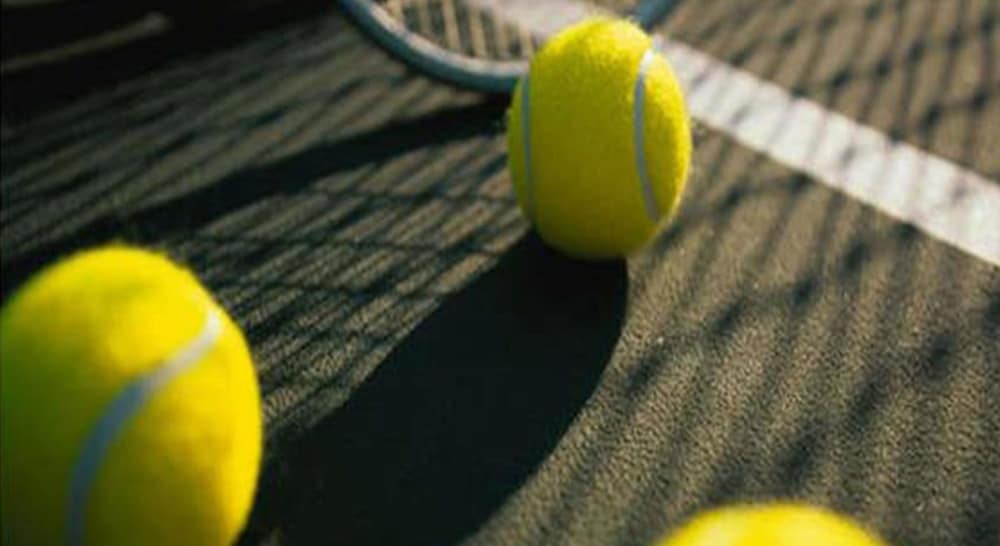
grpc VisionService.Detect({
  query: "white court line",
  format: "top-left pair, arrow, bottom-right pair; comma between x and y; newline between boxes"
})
655,37 -> 1000,267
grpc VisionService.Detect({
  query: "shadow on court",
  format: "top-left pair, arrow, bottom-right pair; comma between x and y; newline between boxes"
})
240,234 -> 627,546
0,97 -> 508,300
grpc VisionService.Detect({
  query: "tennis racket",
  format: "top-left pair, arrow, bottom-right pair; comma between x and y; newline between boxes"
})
338,0 -> 677,93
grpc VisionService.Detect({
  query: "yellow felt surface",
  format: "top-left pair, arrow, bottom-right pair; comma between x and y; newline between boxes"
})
506,18 -> 690,258
0,246 -> 261,546
657,504 -> 889,546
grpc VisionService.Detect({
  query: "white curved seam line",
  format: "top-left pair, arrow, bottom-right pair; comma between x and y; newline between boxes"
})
634,48 -> 660,223
66,309 -> 223,546
521,74 -> 537,224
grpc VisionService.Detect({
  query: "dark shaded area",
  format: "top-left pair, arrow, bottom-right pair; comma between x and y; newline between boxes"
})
2,0 -> 151,58
0,97 -> 508,299
240,235 -> 627,546
2,0 -> 332,119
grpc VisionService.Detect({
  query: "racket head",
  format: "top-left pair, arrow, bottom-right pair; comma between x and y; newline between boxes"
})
340,0 -> 675,93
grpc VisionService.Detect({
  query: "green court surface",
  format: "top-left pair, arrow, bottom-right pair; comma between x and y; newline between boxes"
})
1,2 -> 997,545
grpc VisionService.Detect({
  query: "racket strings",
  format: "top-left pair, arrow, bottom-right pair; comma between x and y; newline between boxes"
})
377,0 -> 542,60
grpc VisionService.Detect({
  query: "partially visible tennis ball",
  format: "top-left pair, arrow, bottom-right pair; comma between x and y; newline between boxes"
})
507,18 -> 691,258
1,246 -> 262,546
657,504 -> 889,546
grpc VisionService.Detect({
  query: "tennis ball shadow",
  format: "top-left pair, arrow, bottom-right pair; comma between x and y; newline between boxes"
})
242,234 -> 627,546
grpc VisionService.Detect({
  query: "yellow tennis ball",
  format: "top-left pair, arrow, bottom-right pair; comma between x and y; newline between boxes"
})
507,18 -> 691,258
1,246 -> 262,546
657,504 -> 889,546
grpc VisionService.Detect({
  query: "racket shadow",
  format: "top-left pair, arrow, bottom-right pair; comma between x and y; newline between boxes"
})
242,233 -> 627,546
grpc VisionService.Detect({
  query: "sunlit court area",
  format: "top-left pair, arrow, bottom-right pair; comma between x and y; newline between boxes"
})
1,1 -> 998,545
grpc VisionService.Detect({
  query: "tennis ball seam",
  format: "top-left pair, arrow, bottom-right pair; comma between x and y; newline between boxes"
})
632,46 -> 661,223
66,308 -> 222,546
642,53 -> 691,223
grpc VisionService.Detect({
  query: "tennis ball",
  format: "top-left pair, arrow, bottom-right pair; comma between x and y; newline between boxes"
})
507,18 -> 691,258
657,504 -> 889,546
1,246 -> 262,546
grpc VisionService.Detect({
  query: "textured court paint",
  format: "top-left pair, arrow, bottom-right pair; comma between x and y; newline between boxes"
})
67,310 -> 222,546
4,9 -> 998,546
655,37 -> 1000,266
634,48 -> 661,222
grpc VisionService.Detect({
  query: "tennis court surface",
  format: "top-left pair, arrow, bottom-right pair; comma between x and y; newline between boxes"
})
2,1 -> 998,545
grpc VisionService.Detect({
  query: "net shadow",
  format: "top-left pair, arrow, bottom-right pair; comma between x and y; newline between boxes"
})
239,234 -> 627,546
1,2 -> 997,546
0,97 -> 508,299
